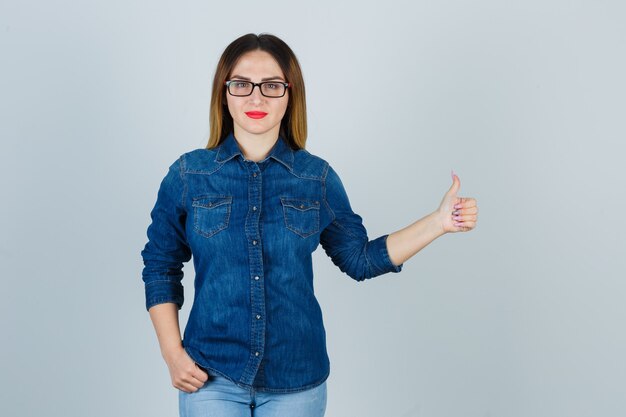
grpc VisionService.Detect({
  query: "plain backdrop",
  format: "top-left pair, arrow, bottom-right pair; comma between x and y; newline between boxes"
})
1,1 -> 625,416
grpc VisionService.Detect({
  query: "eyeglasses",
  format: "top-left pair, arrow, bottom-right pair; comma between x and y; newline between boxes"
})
225,80 -> 291,98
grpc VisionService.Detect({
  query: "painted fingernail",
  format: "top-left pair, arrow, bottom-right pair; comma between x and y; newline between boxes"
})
451,169 -> 455,180
452,210 -> 459,215
454,204 -> 462,209
454,222 -> 463,227
453,215 -> 461,220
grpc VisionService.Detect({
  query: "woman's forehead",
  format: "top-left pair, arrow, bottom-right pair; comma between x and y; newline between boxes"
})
230,50 -> 284,79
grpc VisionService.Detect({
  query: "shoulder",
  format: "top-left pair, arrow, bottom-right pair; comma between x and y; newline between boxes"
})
291,148 -> 330,180
177,148 -> 222,175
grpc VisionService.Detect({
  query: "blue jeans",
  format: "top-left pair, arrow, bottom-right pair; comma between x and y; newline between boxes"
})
179,371 -> 327,417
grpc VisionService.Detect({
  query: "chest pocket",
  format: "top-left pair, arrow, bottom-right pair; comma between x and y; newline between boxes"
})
192,195 -> 232,238
280,197 -> 320,238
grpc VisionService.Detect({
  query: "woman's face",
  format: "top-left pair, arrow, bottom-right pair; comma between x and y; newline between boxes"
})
226,50 -> 289,141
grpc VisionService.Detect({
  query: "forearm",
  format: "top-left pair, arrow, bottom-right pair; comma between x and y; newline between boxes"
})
148,302 -> 184,359
386,211 -> 446,266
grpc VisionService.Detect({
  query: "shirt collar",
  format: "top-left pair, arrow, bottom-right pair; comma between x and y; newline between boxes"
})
215,132 -> 294,170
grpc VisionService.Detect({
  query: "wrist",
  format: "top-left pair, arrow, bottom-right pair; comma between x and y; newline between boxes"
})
431,210 -> 447,236
161,342 -> 184,360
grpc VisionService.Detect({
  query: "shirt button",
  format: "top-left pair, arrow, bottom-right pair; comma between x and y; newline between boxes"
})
252,240 -> 257,245
253,173 -> 257,177
252,206 -> 257,211
254,276 -> 260,280
255,352 -> 260,357
256,314 -> 261,319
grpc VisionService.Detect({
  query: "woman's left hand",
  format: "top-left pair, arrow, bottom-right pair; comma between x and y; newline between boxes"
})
437,171 -> 478,234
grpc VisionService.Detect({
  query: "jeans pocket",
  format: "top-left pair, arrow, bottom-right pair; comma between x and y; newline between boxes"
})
280,197 -> 320,238
192,195 -> 232,238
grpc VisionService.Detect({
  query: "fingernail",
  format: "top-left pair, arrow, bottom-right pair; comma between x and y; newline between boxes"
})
454,222 -> 463,226
451,169 -> 456,180
454,203 -> 461,209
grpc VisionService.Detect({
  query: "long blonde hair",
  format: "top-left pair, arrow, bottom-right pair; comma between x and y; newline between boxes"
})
206,33 -> 307,150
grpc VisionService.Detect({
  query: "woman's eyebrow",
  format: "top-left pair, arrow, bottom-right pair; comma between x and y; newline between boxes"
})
230,74 -> 285,81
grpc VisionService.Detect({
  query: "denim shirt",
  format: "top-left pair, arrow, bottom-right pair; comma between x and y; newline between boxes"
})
141,132 -> 403,393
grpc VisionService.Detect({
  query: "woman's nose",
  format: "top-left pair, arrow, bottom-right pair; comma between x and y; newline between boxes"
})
248,85 -> 264,102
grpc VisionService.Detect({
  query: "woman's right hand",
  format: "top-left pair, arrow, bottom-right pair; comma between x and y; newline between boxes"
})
163,346 -> 209,393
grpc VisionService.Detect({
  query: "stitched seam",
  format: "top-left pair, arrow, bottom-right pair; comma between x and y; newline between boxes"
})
186,161 -> 227,176
145,279 -> 183,285
281,162 -> 321,180
192,199 -> 231,238
279,196 -> 320,238
321,162 -> 335,223
271,155 -> 293,172
253,369 -> 330,393
381,234 -> 400,270
288,171 -> 323,180
330,219 -> 357,238
179,154 -> 187,207
362,240 -> 375,277
147,297 -> 182,307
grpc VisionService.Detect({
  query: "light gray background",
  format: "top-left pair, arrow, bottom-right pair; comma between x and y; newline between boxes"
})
1,1 -> 625,416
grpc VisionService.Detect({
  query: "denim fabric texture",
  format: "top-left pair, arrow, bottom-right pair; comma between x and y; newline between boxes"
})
141,132 -> 403,392
179,369 -> 327,417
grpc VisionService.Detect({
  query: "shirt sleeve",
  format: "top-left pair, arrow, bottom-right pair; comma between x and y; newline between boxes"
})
320,163 -> 403,281
140,156 -> 192,311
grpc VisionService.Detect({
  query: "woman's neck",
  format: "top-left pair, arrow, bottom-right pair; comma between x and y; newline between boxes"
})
233,127 -> 280,162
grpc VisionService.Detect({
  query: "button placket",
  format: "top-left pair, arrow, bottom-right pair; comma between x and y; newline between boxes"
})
240,162 -> 266,384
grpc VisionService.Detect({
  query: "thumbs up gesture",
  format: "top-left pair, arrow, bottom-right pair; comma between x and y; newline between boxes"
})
437,170 -> 478,233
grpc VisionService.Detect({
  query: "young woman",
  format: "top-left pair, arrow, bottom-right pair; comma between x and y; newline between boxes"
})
141,32 -> 478,417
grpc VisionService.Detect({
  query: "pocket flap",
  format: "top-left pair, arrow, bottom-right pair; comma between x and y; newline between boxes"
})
280,198 -> 320,211
192,195 -> 232,209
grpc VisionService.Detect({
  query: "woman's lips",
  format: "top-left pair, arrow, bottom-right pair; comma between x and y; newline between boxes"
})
245,111 -> 268,119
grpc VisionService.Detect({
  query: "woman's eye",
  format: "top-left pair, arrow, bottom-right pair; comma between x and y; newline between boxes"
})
265,83 -> 277,89
235,82 -> 249,88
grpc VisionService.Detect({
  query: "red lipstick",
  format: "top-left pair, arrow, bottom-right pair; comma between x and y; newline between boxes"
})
245,111 -> 268,119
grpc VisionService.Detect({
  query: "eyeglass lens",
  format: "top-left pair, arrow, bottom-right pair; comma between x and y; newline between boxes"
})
228,81 -> 286,97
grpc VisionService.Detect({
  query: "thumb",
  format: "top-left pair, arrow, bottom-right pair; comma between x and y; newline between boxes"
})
448,169 -> 461,196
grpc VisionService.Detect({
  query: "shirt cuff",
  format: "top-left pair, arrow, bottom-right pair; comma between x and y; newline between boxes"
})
370,234 -> 403,274
145,280 -> 184,311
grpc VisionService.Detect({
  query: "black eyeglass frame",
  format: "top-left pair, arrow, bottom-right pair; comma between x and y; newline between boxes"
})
224,80 -> 291,98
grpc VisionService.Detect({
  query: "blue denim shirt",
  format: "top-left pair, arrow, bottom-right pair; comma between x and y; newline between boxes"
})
141,132 -> 403,393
